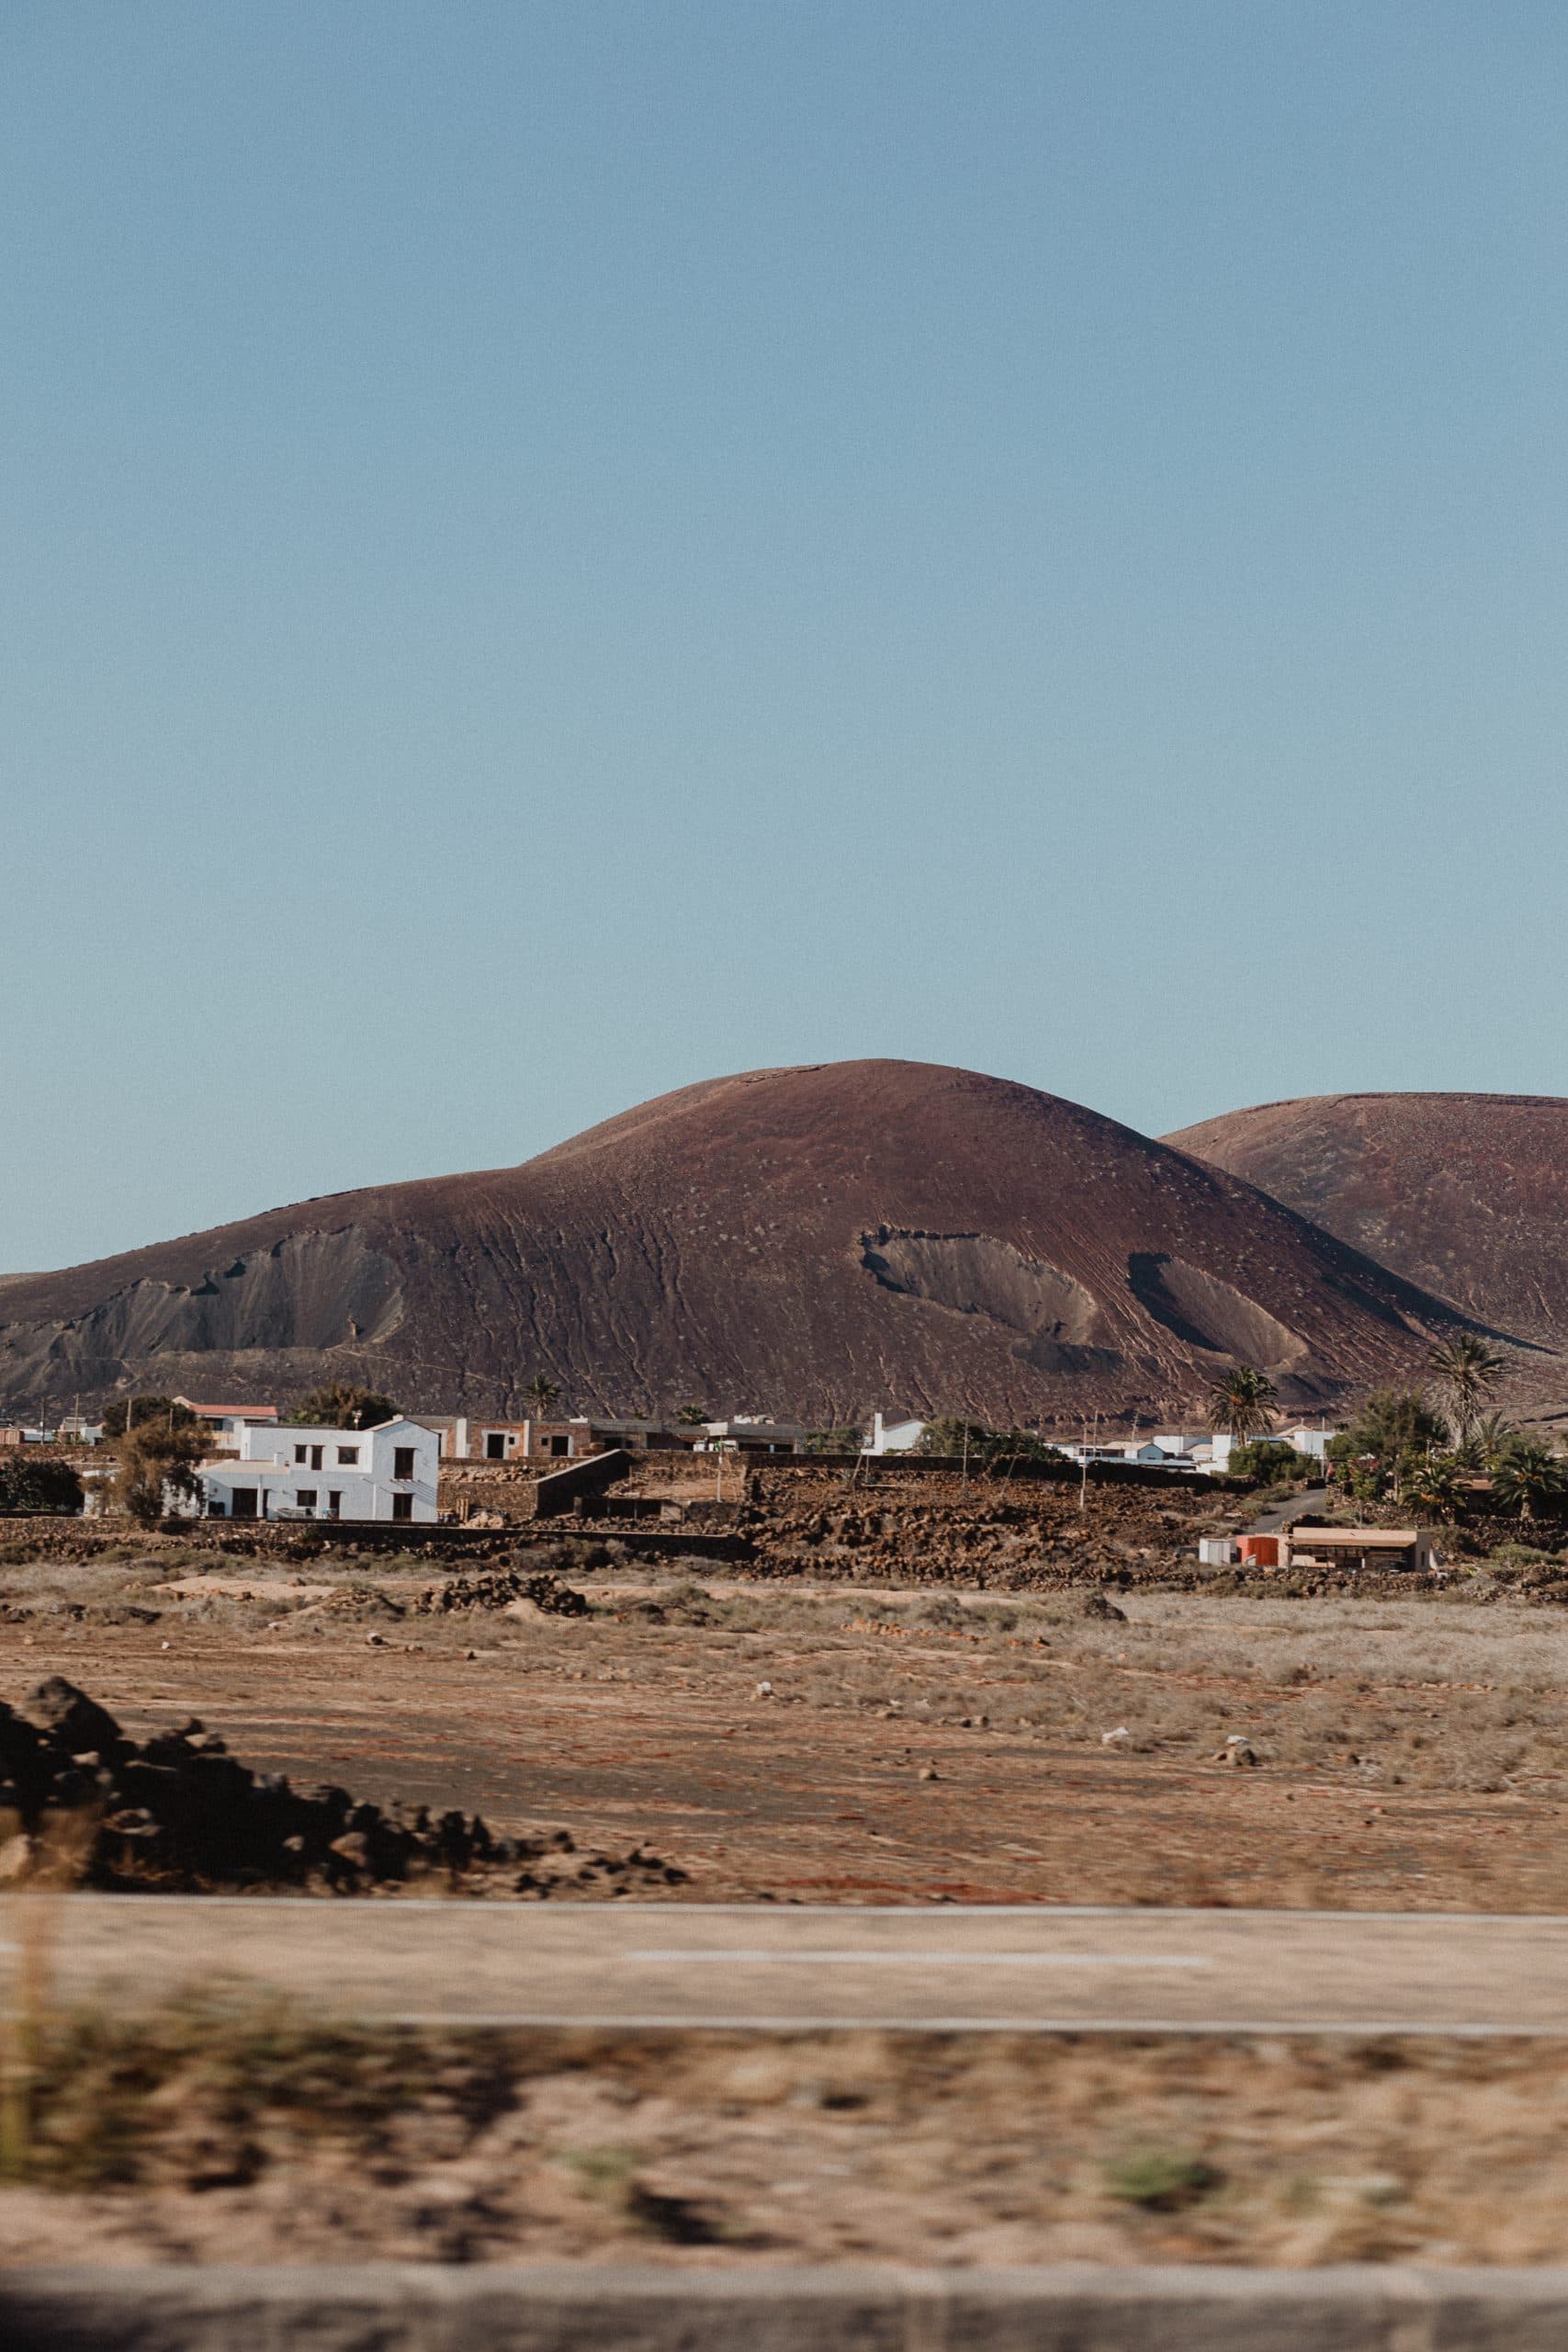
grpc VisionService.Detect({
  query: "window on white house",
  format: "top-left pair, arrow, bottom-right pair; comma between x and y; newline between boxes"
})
310,1445 -> 323,1471
393,1447 -> 415,1480
296,1489 -> 318,1511
294,1444 -> 308,1464
336,1445 -> 358,1465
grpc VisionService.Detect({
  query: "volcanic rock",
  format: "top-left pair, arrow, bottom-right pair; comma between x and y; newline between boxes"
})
413,1569 -> 588,1616
0,1679 -> 683,1898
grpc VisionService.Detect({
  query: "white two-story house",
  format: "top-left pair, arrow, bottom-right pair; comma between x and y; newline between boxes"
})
197,1418 -> 439,1524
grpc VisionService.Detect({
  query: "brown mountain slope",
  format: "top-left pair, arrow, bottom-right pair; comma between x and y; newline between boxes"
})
1,1060 -> 1480,1426
1165,1092 -> 1568,1351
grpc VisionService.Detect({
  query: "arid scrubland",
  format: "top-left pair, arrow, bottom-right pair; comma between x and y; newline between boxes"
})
3,2006 -> 1568,2269
3,1516 -> 1568,1906
8,1506 -> 1568,2269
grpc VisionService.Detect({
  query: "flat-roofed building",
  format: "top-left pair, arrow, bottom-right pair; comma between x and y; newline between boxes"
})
197,1417 -> 437,1523
1280,1523 -> 1436,1574
700,1419 -> 807,1454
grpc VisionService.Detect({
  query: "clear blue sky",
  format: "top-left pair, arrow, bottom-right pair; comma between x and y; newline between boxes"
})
5,1 -> 1567,1272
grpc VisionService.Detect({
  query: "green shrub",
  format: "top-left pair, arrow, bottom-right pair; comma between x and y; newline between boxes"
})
915,1419 -> 1065,1466
1228,1441 -> 1315,1484
1103,2147 -> 1222,2211
0,1456 -> 84,1516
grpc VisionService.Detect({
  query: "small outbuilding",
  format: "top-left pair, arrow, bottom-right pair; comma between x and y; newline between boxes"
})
1280,1523 -> 1436,1574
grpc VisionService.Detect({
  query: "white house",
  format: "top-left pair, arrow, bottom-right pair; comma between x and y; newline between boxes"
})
1055,1437 -> 1208,1473
863,1413 -> 928,1455
1275,1423 -> 1337,1463
1059,1441 -> 1173,1467
197,1417 -> 439,1524
1125,1440 -> 1200,1468
175,1398 -> 279,1453
1209,1423 -> 1337,1472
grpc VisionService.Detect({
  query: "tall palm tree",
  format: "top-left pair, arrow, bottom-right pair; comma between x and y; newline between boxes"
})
1427,1334 -> 1506,1445
523,1374 -> 561,1421
1207,1364 -> 1278,1446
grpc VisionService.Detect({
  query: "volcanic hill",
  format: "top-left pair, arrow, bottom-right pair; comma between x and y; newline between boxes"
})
1166,1092 -> 1568,1354
1,1061 -> 1479,1427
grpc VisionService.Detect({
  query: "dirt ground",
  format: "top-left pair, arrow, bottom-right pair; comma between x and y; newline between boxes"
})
4,1527 -> 1568,1909
9,1507 -> 1568,2269
3,2018 -> 1568,2269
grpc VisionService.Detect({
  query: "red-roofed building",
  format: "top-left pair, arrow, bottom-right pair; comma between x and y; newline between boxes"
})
175,1399 -> 279,1452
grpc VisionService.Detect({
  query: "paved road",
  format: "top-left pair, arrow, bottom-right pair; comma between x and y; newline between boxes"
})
7,1898 -> 1568,2033
1247,1485 -> 1330,1533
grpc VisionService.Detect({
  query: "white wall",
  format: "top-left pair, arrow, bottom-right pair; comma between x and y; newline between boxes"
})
203,1417 -> 438,1521
864,1414 -> 927,1454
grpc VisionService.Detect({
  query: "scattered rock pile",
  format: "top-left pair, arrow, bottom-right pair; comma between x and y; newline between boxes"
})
0,1677 -> 683,1898
412,1569 -> 589,1617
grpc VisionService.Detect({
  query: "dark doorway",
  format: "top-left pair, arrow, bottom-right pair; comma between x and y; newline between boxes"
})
391,1492 -> 413,1521
231,1488 -> 257,1520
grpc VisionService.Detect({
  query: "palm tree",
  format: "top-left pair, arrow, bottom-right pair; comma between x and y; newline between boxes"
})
1427,1334 -> 1506,1445
1403,1453 -> 1467,1523
523,1374 -> 560,1421
1461,1409 -> 1517,1474
1490,1439 -> 1567,1521
675,1403 -> 709,1427
1207,1365 -> 1278,1446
